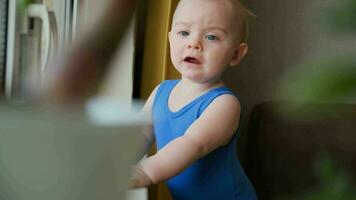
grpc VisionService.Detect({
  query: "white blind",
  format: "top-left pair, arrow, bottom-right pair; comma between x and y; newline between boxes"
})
0,0 -> 6,90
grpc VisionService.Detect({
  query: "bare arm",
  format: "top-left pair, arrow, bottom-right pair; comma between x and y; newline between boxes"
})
140,85 -> 160,144
129,85 -> 159,187
132,94 -> 241,187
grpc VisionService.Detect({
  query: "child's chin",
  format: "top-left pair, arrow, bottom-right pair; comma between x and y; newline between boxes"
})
183,75 -> 208,83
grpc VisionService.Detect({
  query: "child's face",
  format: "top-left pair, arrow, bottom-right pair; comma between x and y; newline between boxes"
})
169,0 -> 247,84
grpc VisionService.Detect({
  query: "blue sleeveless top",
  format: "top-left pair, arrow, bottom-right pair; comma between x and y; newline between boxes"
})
152,80 -> 257,200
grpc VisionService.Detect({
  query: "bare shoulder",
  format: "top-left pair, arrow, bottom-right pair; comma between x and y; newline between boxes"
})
206,94 -> 241,116
201,93 -> 241,130
148,84 -> 161,100
185,93 -> 241,154
214,94 -> 240,106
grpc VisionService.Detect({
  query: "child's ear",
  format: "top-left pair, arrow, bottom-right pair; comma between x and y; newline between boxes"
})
230,43 -> 248,66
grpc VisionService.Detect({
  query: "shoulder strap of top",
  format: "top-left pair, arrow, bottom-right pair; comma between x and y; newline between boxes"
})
152,80 -> 179,110
197,87 -> 237,116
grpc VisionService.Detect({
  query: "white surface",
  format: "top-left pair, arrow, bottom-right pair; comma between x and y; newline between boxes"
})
85,97 -> 145,126
86,98 -> 148,200
0,102 -> 146,200
126,188 -> 148,200
5,0 -> 17,98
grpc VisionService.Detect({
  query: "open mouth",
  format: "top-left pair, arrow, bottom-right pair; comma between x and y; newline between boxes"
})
184,57 -> 201,64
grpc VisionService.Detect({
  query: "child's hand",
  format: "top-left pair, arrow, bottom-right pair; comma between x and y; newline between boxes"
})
129,165 -> 153,189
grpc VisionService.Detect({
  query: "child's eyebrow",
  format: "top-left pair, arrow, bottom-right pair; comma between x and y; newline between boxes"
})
173,22 -> 227,35
205,26 -> 227,34
173,22 -> 192,27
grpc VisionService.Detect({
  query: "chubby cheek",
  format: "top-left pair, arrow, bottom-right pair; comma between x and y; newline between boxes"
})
213,47 -> 235,66
169,43 -> 183,66
169,48 -> 179,67
206,50 -> 229,67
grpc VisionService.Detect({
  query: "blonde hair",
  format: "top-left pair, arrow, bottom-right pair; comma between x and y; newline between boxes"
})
232,0 -> 256,43
174,0 -> 255,43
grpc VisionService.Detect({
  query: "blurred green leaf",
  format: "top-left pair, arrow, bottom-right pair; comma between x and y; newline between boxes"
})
281,153 -> 356,200
279,58 -> 356,103
321,0 -> 356,32
296,153 -> 356,200
18,0 -> 35,12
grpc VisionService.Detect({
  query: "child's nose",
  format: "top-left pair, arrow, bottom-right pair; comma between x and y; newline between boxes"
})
187,39 -> 202,51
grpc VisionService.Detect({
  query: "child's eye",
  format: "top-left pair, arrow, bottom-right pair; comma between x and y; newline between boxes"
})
178,31 -> 189,37
205,34 -> 218,41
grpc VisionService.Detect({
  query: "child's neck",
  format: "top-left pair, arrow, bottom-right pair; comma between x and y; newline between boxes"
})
168,78 -> 225,112
179,78 -> 224,93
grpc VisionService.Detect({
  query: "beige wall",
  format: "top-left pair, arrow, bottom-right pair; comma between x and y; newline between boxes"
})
223,0 -> 308,157
222,0 -> 356,158
223,0 -> 308,114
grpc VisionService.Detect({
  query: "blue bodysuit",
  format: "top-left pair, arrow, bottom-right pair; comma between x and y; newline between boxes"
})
152,80 -> 257,200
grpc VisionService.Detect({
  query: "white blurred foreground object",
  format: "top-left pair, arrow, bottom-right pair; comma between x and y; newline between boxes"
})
0,100 -> 146,200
